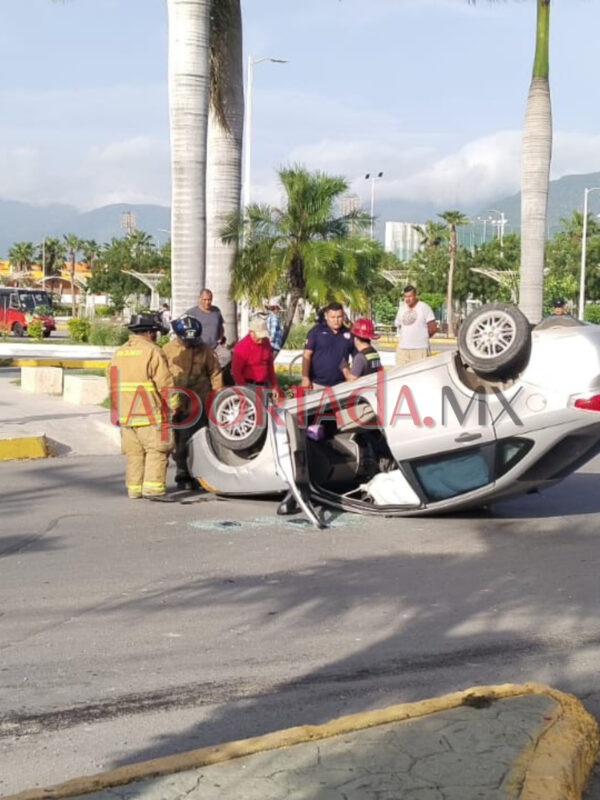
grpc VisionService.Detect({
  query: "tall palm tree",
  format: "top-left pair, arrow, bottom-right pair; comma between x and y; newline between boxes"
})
412,221 -> 448,250
205,0 -> 243,341
222,166 -> 377,345
7,242 -> 36,273
520,0 -> 551,323
439,210 -> 469,338
166,0 -> 211,317
37,237 -> 66,278
63,233 -> 83,317
80,239 -> 100,271
471,0 -> 551,323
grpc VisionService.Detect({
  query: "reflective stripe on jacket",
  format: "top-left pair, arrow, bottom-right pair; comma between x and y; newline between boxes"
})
106,334 -> 175,426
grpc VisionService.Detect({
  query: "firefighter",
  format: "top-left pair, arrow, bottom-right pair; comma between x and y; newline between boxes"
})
106,313 -> 175,500
163,315 -> 223,489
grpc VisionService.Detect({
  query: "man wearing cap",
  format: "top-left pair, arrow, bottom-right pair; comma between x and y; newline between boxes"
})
163,315 -> 223,489
231,316 -> 283,397
341,318 -> 382,381
265,297 -> 284,355
550,298 -> 571,317
106,313 -> 175,500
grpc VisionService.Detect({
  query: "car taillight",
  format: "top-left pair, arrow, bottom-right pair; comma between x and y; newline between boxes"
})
574,394 -> 600,412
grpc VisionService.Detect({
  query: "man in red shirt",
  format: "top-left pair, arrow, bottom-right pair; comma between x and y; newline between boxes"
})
232,316 -> 283,397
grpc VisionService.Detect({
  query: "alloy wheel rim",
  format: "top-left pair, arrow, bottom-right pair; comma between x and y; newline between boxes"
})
466,311 -> 517,359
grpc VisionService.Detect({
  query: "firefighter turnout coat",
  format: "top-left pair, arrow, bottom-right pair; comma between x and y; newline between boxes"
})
106,333 -> 175,498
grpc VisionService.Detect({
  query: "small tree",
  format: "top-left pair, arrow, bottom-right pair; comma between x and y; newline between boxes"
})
439,210 -> 469,337
222,165 -> 381,346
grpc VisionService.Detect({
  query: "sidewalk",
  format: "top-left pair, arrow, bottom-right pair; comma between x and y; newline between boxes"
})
0,370 -> 119,458
5,684 -> 597,800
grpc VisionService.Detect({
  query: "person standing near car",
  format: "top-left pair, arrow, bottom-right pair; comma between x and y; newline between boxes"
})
301,302 -> 354,390
264,297 -> 284,356
163,315 -> 223,489
231,316 -> 283,398
341,318 -> 382,381
394,285 -> 437,366
185,288 -> 225,349
549,297 -> 572,317
106,313 -> 175,500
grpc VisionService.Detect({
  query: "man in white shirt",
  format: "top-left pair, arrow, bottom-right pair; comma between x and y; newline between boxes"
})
394,284 -> 437,366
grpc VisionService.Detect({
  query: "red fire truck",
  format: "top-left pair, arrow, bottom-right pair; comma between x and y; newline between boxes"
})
0,288 -> 56,337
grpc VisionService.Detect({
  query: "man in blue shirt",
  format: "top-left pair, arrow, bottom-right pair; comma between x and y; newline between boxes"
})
301,302 -> 353,389
265,297 -> 284,354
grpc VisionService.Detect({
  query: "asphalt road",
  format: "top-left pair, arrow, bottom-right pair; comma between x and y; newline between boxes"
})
2,454 -> 600,795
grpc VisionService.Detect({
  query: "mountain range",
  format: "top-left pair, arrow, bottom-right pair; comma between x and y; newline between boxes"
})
2,171 -> 600,257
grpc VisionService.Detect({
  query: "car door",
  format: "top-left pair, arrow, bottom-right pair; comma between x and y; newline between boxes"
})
269,409 -> 325,528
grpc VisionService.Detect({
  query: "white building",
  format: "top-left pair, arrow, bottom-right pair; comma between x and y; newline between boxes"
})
384,221 -> 423,262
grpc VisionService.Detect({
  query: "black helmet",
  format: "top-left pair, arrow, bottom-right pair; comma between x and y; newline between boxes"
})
171,315 -> 203,342
128,313 -> 164,333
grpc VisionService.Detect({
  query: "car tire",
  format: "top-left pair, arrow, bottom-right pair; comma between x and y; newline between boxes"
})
42,329 -> 52,338
458,302 -> 531,378
208,386 -> 266,452
12,322 -> 25,337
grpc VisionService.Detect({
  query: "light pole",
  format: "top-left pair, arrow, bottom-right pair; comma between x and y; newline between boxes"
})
365,172 -> 383,239
476,215 -> 493,244
241,56 -> 288,334
579,187 -> 600,320
487,208 -> 507,256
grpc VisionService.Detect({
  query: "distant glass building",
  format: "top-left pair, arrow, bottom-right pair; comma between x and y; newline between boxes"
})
384,222 -> 423,262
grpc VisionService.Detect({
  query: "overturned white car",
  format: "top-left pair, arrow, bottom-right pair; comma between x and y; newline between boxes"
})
188,304 -> 600,527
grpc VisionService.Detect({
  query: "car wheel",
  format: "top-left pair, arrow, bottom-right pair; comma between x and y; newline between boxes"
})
12,322 -> 25,337
208,386 -> 266,452
42,329 -> 51,338
458,302 -> 531,378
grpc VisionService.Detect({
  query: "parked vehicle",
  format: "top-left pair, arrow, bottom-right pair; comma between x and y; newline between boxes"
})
188,303 -> 600,527
0,288 -> 56,337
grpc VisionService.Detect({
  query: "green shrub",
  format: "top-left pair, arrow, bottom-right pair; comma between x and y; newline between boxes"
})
94,305 -> 114,318
156,333 -> 170,348
283,323 -> 311,349
584,305 -> 600,325
27,319 -> 44,341
67,318 -> 91,343
88,321 -> 129,346
52,303 -> 72,316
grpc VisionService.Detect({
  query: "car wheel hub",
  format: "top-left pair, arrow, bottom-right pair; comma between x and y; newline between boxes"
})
467,311 -> 516,359
215,395 -> 257,442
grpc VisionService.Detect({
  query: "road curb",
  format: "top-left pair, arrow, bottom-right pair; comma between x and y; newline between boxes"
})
0,434 -> 47,461
4,682 -> 597,800
1,359 -> 109,369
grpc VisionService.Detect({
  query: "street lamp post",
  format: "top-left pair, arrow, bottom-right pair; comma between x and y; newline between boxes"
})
365,172 -> 383,239
487,208 -> 507,255
241,55 -> 288,335
579,187 -> 600,320
476,215 -> 493,244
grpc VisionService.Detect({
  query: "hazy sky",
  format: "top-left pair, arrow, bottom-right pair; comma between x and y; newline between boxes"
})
1,0 -> 598,211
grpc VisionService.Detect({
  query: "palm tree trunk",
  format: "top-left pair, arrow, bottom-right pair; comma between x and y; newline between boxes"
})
446,227 -> 456,338
167,0 -> 211,317
70,252 -> 76,317
520,0 -> 552,324
206,0 -> 243,342
281,293 -> 302,347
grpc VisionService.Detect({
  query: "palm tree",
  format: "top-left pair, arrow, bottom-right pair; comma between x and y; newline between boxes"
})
80,239 -> 100,271
205,0 -> 243,341
470,0 -> 551,323
63,233 -> 83,317
166,0 -> 211,317
37,237 -> 66,278
222,166 -> 377,345
7,241 -> 36,273
439,210 -> 469,338
412,221 -> 448,250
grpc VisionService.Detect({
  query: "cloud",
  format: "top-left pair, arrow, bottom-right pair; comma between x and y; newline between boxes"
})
251,128 -> 600,212
0,136 -> 170,210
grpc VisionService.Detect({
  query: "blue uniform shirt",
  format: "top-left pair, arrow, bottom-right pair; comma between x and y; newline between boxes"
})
305,323 -> 354,386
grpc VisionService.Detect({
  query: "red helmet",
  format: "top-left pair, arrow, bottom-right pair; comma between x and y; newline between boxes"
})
350,318 -> 379,340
